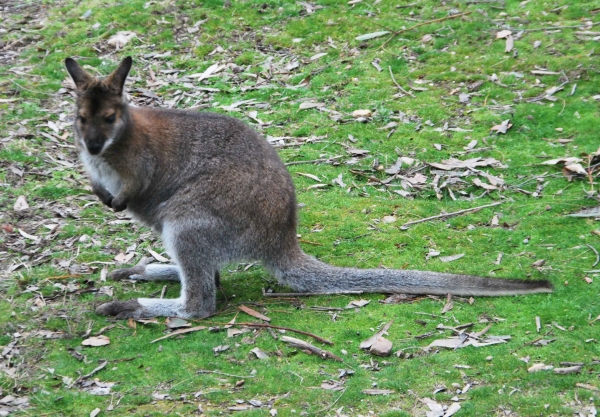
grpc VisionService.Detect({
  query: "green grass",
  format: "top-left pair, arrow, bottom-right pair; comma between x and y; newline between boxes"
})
1,0 -> 599,416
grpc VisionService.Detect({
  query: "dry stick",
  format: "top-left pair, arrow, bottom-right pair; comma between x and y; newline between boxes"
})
400,201 -> 503,229
520,21 -> 600,33
308,388 -> 347,415
379,11 -> 471,50
388,66 -> 415,98
197,369 -> 255,379
150,325 -> 207,343
280,336 -> 342,361
203,320 -> 333,345
284,155 -> 343,166
586,244 -> 600,267
75,360 -> 107,384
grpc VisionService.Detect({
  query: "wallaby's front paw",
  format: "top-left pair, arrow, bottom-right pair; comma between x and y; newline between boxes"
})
101,195 -> 114,209
109,265 -> 147,280
96,299 -> 149,319
111,196 -> 128,212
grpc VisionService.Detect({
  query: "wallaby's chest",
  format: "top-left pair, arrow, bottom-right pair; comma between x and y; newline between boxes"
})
80,150 -> 122,196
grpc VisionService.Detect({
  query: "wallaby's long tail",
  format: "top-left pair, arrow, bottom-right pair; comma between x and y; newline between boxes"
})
278,253 -> 553,296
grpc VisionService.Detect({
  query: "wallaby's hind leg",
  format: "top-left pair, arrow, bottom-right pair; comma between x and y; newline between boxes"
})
97,222 -> 221,318
110,264 -> 182,281
109,264 -> 221,287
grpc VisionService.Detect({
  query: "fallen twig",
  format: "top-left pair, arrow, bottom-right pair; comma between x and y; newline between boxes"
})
379,11 -> 472,50
520,21 -> 600,33
284,155 -> 343,166
75,360 -> 107,384
586,244 -> 599,267
204,320 -> 333,345
197,369 -> 255,379
307,388 -> 347,415
281,336 -> 342,361
388,66 -> 415,98
400,201 -> 503,229
0,243 -> 36,256
150,325 -> 207,343
239,304 -> 271,322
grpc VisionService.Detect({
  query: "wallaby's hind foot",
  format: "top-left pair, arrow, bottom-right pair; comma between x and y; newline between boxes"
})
96,299 -> 147,319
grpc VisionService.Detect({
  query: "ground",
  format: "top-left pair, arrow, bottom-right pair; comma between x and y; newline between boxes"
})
0,0 -> 599,416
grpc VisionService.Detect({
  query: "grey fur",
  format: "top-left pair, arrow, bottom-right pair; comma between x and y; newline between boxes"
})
66,57 -> 553,319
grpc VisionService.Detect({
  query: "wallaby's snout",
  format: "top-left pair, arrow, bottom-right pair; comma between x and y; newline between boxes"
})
85,136 -> 105,155
77,111 -> 119,155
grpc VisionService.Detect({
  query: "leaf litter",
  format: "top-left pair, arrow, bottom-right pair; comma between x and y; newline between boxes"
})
2,1 -> 599,415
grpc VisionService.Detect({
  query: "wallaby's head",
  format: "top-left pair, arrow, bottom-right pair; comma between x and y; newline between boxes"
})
65,57 -> 132,155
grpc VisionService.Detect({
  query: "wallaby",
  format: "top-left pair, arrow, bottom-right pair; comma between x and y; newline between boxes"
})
65,57 -> 552,319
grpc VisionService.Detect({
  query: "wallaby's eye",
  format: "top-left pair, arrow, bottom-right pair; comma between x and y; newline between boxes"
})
79,116 -> 87,124
105,114 -> 116,124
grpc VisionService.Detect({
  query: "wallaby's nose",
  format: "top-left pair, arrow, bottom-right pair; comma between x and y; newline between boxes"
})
87,142 -> 103,155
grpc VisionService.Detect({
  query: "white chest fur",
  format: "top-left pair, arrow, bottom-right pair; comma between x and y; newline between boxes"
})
80,150 -> 122,196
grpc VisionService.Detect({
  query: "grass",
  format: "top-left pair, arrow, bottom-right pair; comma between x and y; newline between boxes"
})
1,0 -> 599,416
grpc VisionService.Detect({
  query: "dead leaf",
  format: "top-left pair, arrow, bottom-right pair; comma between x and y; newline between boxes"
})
82,335 -> 110,347
422,34 -> 434,43
166,317 -> 191,329
347,299 -> 370,308
444,403 -> 461,417
148,249 -> 169,262
505,35 -> 514,53
18,229 -> 39,241
309,52 -> 327,61
439,253 -> 465,263
421,397 -> 444,416
528,363 -> 553,372
362,389 -> 394,395
297,172 -> 321,182
239,305 -> 271,322
496,30 -> 512,39
107,31 -> 136,49
250,347 -> 269,360
531,259 -> 546,268
13,196 -> 29,211
212,345 -> 230,354
441,294 -> 454,314
355,31 -> 390,41
490,119 -> 513,134
564,163 -> 587,175
541,156 -> 582,166
321,380 -> 344,391
352,109 -> 372,118
428,157 -> 507,170
299,101 -> 324,110
114,252 -> 135,264
381,215 -> 397,224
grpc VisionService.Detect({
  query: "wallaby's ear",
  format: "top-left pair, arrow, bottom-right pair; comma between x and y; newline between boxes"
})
105,56 -> 133,95
65,57 -> 94,92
